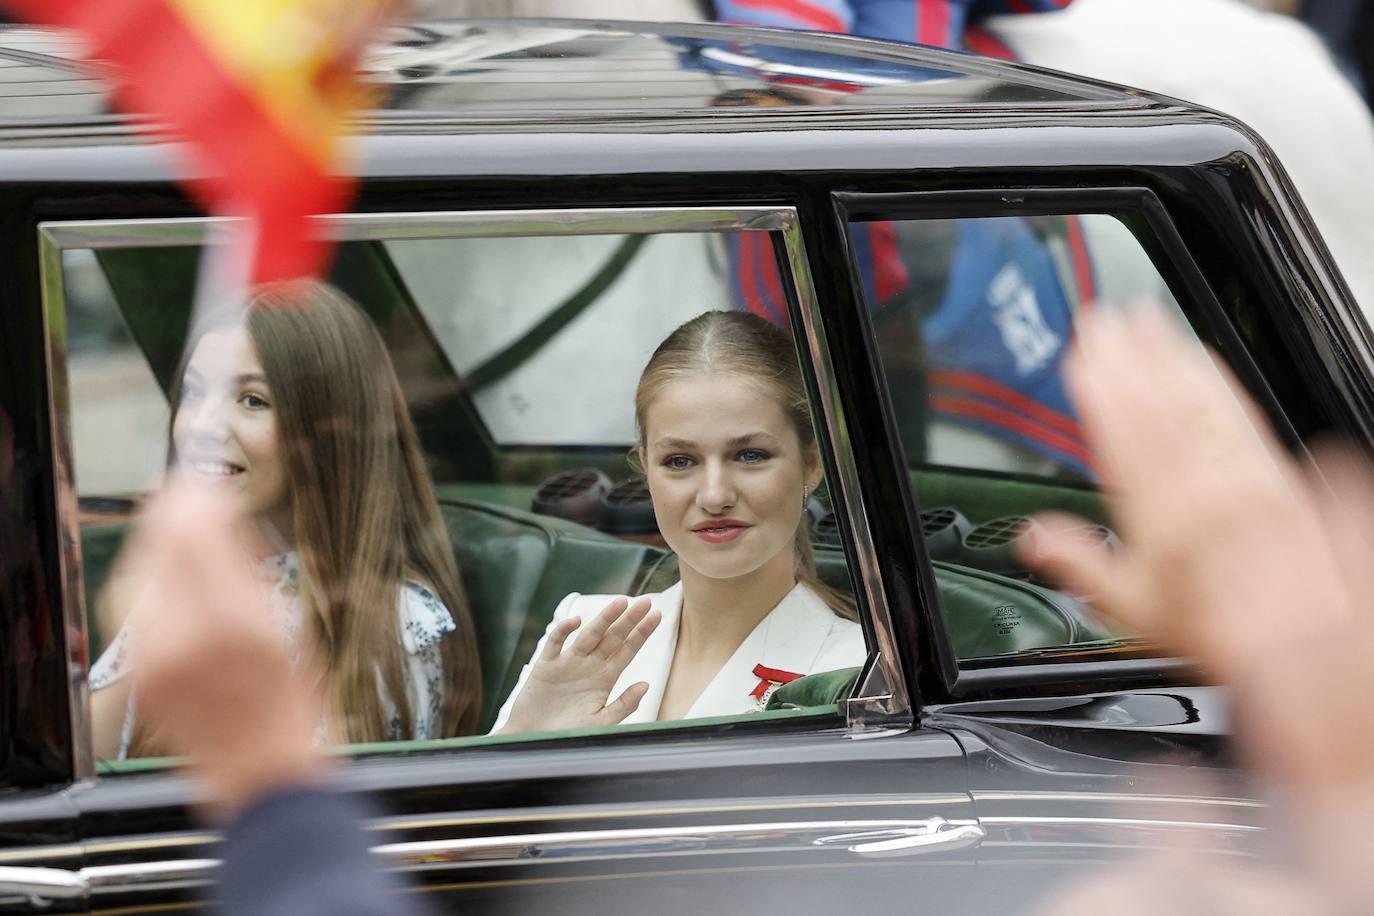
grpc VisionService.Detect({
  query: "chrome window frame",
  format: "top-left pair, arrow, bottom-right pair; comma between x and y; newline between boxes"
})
39,205 -> 911,780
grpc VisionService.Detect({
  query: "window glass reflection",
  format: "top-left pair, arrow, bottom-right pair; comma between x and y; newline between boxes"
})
60,225 -> 867,765
855,213 -> 1193,662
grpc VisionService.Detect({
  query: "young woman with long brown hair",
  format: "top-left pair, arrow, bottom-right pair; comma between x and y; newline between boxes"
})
90,281 -> 481,757
492,310 -> 863,733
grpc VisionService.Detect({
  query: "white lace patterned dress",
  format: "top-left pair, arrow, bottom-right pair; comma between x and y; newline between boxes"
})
88,552 -> 457,759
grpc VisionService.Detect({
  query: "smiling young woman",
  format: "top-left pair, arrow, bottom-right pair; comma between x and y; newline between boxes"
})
492,310 -> 864,733
88,281 -> 482,758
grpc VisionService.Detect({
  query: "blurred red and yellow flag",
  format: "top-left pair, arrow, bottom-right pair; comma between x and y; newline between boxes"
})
2,0 -> 392,282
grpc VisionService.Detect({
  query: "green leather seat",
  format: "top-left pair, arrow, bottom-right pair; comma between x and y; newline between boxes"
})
766,666 -> 861,711
639,551 -> 1108,659
79,499 -> 1112,734
80,523 -> 128,664
76,502 -> 661,731
637,547 -> 853,595
436,499 -> 660,728
929,559 -> 1113,657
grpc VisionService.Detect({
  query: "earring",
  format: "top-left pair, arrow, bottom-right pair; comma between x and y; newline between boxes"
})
802,485 -> 809,508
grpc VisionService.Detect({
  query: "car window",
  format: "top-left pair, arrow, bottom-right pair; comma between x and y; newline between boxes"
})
848,210 -> 1205,666
46,211 -> 875,771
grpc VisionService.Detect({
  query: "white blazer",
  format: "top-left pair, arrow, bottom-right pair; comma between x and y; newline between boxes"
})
492,581 -> 866,732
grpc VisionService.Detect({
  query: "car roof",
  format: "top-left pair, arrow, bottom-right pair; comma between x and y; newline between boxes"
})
0,17 -> 1157,140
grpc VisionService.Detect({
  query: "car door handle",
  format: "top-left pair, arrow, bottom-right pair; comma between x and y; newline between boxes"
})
0,865 -> 89,907
812,817 -> 986,857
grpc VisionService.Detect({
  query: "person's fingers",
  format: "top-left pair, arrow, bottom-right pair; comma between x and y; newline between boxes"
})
537,616 -> 582,663
1305,442 -> 1374,628
1065,307 -> 1180,494
569,597 -> 629,657
599,681 -> 649,725
1130,309 -> 1288,482
608,609 -> 662,671
125,486 -> 238,661
1022,512 -> 1144,632
146,486 -> 274,654
1068,308 -> 1271,521
135,484 -> 275,685
596,597 -> 653,659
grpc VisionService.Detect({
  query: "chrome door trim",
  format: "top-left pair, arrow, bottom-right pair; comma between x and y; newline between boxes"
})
372,818 -> 978,870
37,207 -> 796,249
781,219 -> 910,726
976,814 -> 1264,856
0,793 -> 975,869
808,817 -> 985,857
36,223 -> 95,783
980,815 -> 1262,833
7,818 -> 978,900
0,865 -> 87,907
39,205 -> 905,777
83,857 -> 221,893
972,791 -> 1265,809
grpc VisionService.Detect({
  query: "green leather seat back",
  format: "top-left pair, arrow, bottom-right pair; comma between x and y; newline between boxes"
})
638,551 -> 1110,659
80,523 -> 128,663
78,500 -> 1114,736
436,500 -> 659,729
637,547 -> 853,595
766,666 -> 861,711
77,503 -> 661,732
930,560 -> 1113,657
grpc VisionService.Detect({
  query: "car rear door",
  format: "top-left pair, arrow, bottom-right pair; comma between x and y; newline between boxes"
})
3,193 -> 980,915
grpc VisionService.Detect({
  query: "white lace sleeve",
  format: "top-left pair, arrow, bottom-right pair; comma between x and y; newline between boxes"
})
396,582 -> 457,741
89,626 -> 138,759
89,625 -> 131,690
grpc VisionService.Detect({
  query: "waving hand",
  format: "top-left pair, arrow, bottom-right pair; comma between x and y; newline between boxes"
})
499,597 -> 662,733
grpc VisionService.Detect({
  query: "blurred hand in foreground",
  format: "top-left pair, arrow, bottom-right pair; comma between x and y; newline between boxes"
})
1019,307 -> 1374,905
116,480 -> 324,821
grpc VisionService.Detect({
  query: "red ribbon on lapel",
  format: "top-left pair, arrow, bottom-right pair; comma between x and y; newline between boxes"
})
751,664 -> 804,700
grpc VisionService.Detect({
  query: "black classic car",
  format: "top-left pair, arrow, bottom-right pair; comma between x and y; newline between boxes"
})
1,15 -> 1371,915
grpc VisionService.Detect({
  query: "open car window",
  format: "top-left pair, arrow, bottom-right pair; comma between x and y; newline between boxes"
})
46,208 -> 884,773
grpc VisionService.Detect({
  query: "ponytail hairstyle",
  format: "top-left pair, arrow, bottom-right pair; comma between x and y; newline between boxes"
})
634,310 -> 856,620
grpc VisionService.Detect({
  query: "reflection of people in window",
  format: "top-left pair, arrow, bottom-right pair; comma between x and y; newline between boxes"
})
493,311 -> 864,732
90,281 -> 481,758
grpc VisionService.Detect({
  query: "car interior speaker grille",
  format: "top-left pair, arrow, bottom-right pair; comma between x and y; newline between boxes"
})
598,478 -> 659,536
959,513 -> 1038,577
918,506 -> 972,561
531,467 -> 612,528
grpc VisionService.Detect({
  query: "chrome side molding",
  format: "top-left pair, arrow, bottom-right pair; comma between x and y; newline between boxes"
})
373,817 -> 981,869
812,817 -> 986,857
0,864 -> 88,907
0,817 -> 981,904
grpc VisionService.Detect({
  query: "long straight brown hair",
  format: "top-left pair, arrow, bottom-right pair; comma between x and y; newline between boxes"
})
634,310 -> 857,620
171,281 -> 481,743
